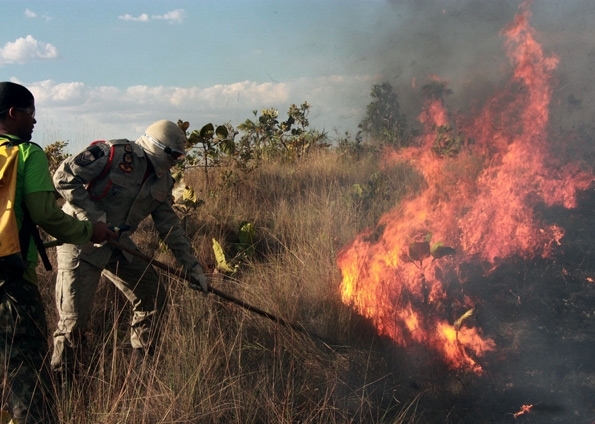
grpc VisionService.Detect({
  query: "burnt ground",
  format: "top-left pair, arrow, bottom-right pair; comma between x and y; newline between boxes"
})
338,185 -> 595,424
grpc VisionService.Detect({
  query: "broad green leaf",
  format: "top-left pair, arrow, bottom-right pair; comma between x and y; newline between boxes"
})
408,241 -> 430,262
200,123 -> 215,139
177,120 -> 190,132
431,244 -> 456,259
453,308 -> 474,330
220,139 -> 235,155
238,221 -> 255,245
215,125 -> 229,139
188,131 -> 202,146
182,185 -> 198,204
212,238 -> 236,273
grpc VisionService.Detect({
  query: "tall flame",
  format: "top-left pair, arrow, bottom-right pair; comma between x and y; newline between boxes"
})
337,1 -> 594,374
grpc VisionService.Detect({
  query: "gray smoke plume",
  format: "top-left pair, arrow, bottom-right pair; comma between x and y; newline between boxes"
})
352,0 -> 595,139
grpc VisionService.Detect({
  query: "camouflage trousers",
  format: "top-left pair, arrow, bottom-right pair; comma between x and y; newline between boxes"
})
0,272 -> 56,424
52,247 -> 166,372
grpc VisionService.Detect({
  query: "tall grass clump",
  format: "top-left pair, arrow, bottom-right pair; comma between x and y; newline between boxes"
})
34,147 -> 428,423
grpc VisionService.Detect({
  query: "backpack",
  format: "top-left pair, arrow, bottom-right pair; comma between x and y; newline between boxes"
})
85,139 -> 139,201
0,138 -> 52,272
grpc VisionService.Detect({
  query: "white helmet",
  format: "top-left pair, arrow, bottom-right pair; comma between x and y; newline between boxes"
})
136,120 -> 186,177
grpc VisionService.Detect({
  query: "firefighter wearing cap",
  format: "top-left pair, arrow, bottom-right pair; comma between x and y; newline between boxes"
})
51,120 -> 209,378
0,81 -> 115,423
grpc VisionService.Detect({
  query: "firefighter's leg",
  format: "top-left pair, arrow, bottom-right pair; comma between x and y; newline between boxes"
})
102,250 -> 167,353
0,277 -> 56,423
52,247 -> 103,373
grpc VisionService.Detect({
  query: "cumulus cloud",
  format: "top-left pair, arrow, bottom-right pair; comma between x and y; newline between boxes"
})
31,80 -> 88,104
153,9 -> 185,24
118,13 -> 149,22
0,35 -> 58,65
118,9 -> 185,24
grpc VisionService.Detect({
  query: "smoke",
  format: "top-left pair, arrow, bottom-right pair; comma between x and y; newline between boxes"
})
355,0 -> 595,140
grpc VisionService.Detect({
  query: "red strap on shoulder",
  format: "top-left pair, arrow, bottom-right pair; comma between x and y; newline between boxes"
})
87,141 -> 115,200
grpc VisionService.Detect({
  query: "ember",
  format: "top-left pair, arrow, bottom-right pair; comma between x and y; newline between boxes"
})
337,0 -> 594,375
513,404 -> 534,419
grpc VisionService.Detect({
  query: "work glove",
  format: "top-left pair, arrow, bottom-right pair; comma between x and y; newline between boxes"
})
188,264 -> 209,293
93,213 -> 110,247
90,221 -> 117,244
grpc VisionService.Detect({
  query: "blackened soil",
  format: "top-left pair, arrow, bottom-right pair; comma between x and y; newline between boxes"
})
344,187 -> 595,423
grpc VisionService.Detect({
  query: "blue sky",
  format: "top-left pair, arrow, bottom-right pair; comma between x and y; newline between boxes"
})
2,1 -> 594,152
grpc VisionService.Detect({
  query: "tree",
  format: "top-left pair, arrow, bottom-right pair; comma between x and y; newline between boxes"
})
44,141 -> 70,175
237,102 -> 328,162
174,102 -> 328,195
358,82 -> 409,148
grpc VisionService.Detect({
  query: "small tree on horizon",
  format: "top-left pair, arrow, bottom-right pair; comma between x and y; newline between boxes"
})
359,82 -> 409,149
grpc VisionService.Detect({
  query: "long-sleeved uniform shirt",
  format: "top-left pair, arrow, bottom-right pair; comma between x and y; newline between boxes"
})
53,138 -> 199,270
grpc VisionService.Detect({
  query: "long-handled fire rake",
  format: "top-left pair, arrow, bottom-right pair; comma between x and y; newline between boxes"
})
107,239 -> 311,334
44,237 -> 323,343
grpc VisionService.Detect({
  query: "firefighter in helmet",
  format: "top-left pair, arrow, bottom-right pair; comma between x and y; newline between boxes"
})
51,120 -> 209,381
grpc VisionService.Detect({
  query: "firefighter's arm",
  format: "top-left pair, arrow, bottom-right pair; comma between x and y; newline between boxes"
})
25,191 -> 115,244
152,200 -> 200,268
151,191 -> 209,292
52,143 -> 110,222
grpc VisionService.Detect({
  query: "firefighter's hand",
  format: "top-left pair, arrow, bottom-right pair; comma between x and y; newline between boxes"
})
90,221 -> 117,244
188,264 -> 209,293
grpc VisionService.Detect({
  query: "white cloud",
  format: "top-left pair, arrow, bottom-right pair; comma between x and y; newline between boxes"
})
118,9 -> 185,24
32,80 -> 87,104
23,8 -> 53,21
24,75 -> 372,150
153,9 -> 186,24
118,13 -> 149,22
0,35 -> 58,65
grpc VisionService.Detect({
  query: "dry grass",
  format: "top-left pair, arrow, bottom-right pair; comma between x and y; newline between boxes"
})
33,149 -> 427,423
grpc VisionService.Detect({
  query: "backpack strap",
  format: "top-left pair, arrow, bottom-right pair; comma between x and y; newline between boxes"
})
86,140 -> 115,201
19,207 -> 52,271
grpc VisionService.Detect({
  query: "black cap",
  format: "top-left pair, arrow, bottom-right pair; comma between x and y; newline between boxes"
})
0,82 -> 34,112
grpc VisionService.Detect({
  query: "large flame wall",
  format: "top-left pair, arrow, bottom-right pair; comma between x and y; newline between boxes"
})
337,1 -> 594,374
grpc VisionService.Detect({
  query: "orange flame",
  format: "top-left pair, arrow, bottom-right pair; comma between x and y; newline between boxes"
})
513,404 -> 534,419
337,0 -> 594,374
